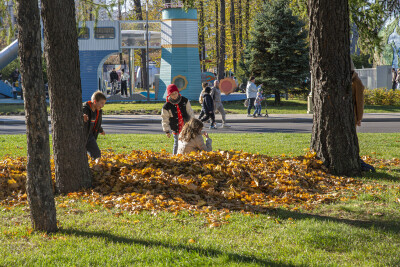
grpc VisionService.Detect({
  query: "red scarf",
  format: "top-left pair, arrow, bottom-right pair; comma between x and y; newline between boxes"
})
167,95 -> 184,134
88,101 -> 99,133
175,104 -> 184,133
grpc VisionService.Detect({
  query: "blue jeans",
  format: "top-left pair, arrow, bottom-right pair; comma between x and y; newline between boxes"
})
253,105 -> 262,116
172,133 -> 179,155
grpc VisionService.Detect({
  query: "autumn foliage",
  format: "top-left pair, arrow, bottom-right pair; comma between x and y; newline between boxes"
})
1,149 -> 384,215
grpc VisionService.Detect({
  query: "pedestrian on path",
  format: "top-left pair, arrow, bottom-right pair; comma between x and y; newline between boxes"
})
161,84 -> 195,154
253,87 -> 265,117
392,68 -> 397,90
198,82 -> 209,120
211,80 -> 231,128
200,87 -> 216,129
246,76 -> 258,117
120,69 -> 129,97
110,68 -> 119,95
396,69 -> 400,90
177,118 -> 212,154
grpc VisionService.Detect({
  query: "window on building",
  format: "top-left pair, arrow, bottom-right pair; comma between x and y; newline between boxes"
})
94,27 -> 115,39
78,27 -> 90,39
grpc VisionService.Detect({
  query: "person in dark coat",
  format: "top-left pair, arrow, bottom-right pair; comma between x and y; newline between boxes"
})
199,87 -> 216,129
83,91 -> 107,161
109,68 -> 119,95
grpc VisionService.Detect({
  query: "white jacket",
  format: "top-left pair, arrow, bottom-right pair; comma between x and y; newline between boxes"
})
246,81 -> 258,98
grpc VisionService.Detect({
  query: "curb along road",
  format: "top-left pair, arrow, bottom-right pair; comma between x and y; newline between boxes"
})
0,114 -> 399,125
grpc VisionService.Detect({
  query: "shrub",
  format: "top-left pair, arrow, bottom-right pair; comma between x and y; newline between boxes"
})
364,88 -> 400,106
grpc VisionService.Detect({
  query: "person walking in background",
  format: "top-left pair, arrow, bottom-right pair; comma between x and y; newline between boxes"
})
396,69 -> 400,90
161,84 -> 195,155
200,87 -> 217,129
392,68 -> 397,90
120,69 -> 129,97
198,82 -> 209,121
177,118 -> 212,154
10,68 -> 19,83
109,68 -> 119,95
246,76 -> 258,117
253,87 -> 265,117
211,80 -> 231,128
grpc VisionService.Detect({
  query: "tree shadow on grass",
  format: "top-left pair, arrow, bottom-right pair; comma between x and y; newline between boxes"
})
59,228 -> 294,267
361,170 -> 400,182
274,209 -> 400,235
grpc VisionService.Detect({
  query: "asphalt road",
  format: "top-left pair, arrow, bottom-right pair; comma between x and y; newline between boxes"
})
0,121 -> 399,135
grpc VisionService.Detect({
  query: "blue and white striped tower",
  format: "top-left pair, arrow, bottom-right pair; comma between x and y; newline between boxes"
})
158,8 -> 201,100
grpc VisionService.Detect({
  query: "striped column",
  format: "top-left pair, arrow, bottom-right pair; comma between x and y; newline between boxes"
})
158,8 -> 201,100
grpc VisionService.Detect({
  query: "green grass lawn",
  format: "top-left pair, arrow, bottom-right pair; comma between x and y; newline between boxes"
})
1,133 -> 400,159
2,99 -> 400,115
1,133 -> 400,266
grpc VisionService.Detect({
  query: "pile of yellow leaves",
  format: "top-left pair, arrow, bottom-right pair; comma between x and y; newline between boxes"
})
1,150 -> 369,215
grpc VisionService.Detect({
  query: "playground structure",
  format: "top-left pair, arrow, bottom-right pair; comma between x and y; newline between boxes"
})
0,40 -> 19,98
0,4 -> 241,101
158,8 -> 201,100
0,9 -> 201,101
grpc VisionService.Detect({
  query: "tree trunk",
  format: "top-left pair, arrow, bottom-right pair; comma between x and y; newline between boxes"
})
274,90 -> 281,105
230,0 -> 237,74
199,1 -> 206,72
118,0 -> 123,64
215,0 -> 219,75
218,0 -> 226,80
133,0 -> 148,91
309,0 -> 361,176
245,0 -> 249,41
16,0 -> 57,232
238,0 -> 243,51
41,0 -> 92,193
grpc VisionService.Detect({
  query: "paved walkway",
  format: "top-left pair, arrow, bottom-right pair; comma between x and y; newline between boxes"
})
0,113 -> 399,125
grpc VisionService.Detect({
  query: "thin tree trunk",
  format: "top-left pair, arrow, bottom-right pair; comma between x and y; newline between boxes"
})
41,0 -> 92,193
230,0 -> 237,74
215,0 -> 219,75
238,0 -> 243,51
199,1 -> 206,72
274,90 -> 281,105
309,0 -> 361,176
118,0 -> 123,64
218,0 -> 226,80
16,0 -> 57,232
245,0 -> 249,41
133,0 -> 148,91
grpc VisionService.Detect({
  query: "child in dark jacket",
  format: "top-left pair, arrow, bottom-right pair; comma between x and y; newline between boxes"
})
199,87 -> 216,129
83,91 -> 107,161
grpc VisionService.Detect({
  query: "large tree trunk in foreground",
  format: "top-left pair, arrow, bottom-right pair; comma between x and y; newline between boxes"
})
309,0 -> 361,176
41,0 -> 92,193
16,0 -> 57,232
